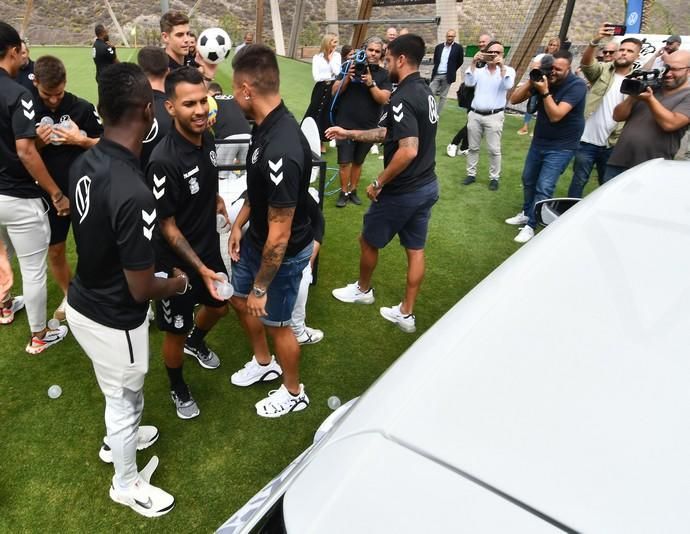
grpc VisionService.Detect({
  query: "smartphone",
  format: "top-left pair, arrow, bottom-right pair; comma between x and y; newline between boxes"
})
606,24 -> 626,36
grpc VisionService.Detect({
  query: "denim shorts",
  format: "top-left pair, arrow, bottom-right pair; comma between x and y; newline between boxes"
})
232,240 -> 313,327
362,180 -> 439,250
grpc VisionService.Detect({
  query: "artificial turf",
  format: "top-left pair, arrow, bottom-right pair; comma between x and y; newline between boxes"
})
0,48 -> 593,532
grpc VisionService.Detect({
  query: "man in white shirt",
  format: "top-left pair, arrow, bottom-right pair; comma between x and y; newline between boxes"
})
643,34 -> 681,72
235,32 -> 254,55
429,30 -> 464,115
567,24 -> 641,197
463,40 -> 515,190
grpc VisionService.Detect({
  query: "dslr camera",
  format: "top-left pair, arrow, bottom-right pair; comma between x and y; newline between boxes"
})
529,54 -> 554,83
620,69 -> 663,95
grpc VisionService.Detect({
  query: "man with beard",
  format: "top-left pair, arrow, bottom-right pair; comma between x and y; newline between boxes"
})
566,25 -> 641,198
17,40 -> 34,92
506,49 -> 587,244
92,24 -> 118,83
328,34 -> 438,334
160,11 -> 192,71
146,67 -> 229,419
604,49 -> 690,179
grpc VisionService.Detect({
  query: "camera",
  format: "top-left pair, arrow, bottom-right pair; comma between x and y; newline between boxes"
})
529,68 -> 549,82
620,69 -> 663,95
352,49 -> 368,77
475,51 -> 498,69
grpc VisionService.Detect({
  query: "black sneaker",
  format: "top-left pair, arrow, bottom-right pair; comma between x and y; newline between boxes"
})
183,341 -> 220,369
348,190 -> 362,205
335,191 -> 348,208
462,176 -> 476,186
488,179 -> 499,191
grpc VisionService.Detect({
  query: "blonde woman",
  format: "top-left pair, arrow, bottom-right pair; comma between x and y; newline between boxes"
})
304,33 -> 341,152
518,37 -> 561,135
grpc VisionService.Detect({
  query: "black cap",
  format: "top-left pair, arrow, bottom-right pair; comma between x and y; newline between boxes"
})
663,35 -> 681,44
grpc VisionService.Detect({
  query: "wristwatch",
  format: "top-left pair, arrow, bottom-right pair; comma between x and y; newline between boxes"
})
252,286 -> 267,298
368,81 -> 377,88
372,179 -> 382,190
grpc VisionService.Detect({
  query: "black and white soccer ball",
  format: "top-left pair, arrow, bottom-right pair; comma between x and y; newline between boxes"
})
198,28 -> 232,64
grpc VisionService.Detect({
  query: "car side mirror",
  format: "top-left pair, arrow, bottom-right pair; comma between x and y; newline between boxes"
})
535,198 -> 580,227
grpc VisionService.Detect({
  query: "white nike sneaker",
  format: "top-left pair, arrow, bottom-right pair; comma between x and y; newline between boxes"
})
332,282 -> 375,304
446,143 -> 458,158
109,474 -> 175,518
505,211 -> 529,226
514,225 -> 535,244
99,425 -> 160,463
230,355 -> 282,387
379,303 -> 416,333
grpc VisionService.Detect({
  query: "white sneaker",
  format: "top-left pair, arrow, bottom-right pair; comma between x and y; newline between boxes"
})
109,474 -> 175,518
379,303 -> 416,333
25,325 -> 68,354
505,211 -> 529,226
99,425 -> 160,463
446,143 -> 458,158
332,282 -> 374,304
514,225 -> 535,243
370,144 -> 379,155
255,383 -> 309,418
230,355 -> 282,387
295,326 -> 324,345
458,149 -> 469,156
53,296 -> 67,322
0,295 -> 24,325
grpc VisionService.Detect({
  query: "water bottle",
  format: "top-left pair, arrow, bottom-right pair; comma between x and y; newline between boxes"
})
216,213 -> 228,233
327,396 -> 341,410
47,318 -> 61,330
48,385 -> 62,399
213,272 -> 234,300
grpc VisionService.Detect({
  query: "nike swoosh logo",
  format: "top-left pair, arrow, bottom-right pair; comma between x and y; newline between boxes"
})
134,497 -> 153,509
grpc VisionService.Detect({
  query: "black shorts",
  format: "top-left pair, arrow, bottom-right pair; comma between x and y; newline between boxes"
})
155,252 -> 228,334
46,196 -> 71,246
336,139 -> 372,166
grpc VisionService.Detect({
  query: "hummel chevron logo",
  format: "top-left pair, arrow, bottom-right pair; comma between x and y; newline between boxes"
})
162,299 -> 172,323
152,173 -> 166,200
21,99 -> 33,110
142,209 -> 156,240
93,108 -> 103,125
269,158 -> 283,186
392,103 -> 404,123
21,99 -> 35,120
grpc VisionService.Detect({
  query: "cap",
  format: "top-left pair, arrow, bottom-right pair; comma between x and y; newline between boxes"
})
664,35 -> 681,44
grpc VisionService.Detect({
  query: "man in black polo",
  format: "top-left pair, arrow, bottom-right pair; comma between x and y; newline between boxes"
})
331,36 -> 392,207
328,34 -> 438,334
33,55 -> 102,322
137,46 -> 172,169
66,62 -> 186,518
0,21 -> 70,354
17,40 -> 34,92
92,24 -> 118,82
228,45 -> 314,418
146,67 -> 229,420
160,11 -> 192,71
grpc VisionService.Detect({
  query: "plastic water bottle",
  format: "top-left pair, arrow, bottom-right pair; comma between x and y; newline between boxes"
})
48,385 -> 62,399
216,213 -> 228,233
327,396 -> 341,410
50,122 -> 64,145
47,318 -> 61,330
213,272 -> 234,300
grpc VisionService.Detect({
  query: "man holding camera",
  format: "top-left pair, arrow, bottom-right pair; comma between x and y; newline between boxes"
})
507,50 -> 587,243
566,24 -> 641,198
463,40 -> 515,190
604,50 -> 690,180
429,29 -> 464,115
331,37 -> 392,208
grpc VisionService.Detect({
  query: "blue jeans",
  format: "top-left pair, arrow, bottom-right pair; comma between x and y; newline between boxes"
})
567,142 -> 613,198
602,164 -> 628,183
521,144 -> 576,228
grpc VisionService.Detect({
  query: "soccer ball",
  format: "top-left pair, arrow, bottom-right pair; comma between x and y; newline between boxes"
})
198,28 -> 232,64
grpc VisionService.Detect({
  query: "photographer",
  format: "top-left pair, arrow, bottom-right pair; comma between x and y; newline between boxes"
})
604,50 -> 690,180
566,24 -> 641,198
507,50 -> 587,244
331,37 -> 392,207
462,40 -> 515,190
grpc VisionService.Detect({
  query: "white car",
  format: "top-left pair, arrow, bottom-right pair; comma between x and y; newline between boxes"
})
218,159 -> 690,533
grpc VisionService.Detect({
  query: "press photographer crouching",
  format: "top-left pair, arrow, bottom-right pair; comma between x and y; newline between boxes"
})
331,37 -> 392,207
604,50 -> 690,180
506,50 -> 587,244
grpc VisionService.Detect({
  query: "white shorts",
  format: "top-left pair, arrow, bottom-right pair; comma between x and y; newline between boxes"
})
66,303 -> 149,397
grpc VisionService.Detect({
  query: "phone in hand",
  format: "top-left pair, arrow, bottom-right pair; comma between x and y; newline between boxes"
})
606,24 -> 626,36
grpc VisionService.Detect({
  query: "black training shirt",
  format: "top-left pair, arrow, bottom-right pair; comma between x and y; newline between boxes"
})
335,66 -> 392,129
93,38 -> 117,80
140,90 -> 173,170
245,101 -> 314,257
214,95 -> 251,138
146,127 -> 220,269
0,68 -> 41,199
380,72 -> 438,195
68,138 -> 157,330
17,59 -> 35,93
35,91 -> 103,191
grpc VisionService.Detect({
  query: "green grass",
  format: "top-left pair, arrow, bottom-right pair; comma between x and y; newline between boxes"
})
0,48 -> 590,532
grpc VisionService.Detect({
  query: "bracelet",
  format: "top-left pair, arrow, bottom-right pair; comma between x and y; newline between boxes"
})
589,40 -> 600,47
175,273 -> 190,295
52,191 -> 64,203
372,179 -> 381,190
542,92 -> 551,98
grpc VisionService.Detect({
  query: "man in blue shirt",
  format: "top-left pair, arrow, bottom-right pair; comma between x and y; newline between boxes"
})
506,49 -> 587,243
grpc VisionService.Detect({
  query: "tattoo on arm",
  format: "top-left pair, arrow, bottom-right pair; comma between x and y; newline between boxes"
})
254,207 -> 295,288
160,217 -> 204,271
352,127 -> 387,144
398,137 -> 419,149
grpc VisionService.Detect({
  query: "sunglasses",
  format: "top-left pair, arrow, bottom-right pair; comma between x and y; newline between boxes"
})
663,65 -> 689,72
602,50 -> 616,55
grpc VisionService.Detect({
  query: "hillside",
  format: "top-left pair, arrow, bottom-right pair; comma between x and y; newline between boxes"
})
7,0 -> 690,49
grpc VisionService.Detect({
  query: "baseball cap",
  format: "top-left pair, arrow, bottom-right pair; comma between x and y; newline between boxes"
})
663,35 -> 681,44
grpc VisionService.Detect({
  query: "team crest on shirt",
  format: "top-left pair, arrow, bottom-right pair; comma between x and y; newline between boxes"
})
183,166 -> 200,195
251,147 -> 261,165
75,175 -> 92,223
174,314 -> 184,329
210,150 -> 217,167
428,96 -> 439,124
28,73 -> 35,81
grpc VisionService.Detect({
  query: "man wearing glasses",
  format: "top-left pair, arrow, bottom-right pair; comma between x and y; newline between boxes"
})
605,49 -> 690,180
566,23 -> 641,197
599,42 -> 618,63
